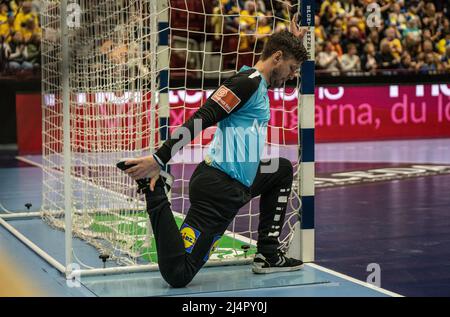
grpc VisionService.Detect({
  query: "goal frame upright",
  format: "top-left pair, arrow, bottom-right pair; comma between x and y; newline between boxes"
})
298,0 -> 315,263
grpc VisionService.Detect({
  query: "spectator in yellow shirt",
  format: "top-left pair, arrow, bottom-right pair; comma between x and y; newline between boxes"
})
350,7 -> 366,34
315,15 -> 327,45
256,16 -> 271,40
388,3 -> 407,31
255,16 -> 272,52
20,18 -> 41,42
385,27 -> 402,60
0,3 -> 11,40
238,22 -> 253,52
212,0 -> 226,40
9,0 -> 20,14
13,1 -> 39,34
320,0 -> 344,17
436,33 -> 450,55
211,0 -> 240,40
240,1 -> 260,31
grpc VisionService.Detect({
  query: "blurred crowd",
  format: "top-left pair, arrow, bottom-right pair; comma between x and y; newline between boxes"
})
1,0 -> 449,77
213,0 -> 450,75
0,0 -> 41,74
212,0 -> 297,50
316,0 -> 450,74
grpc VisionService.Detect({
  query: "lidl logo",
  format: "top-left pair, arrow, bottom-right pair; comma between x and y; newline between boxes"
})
203,235 -> 221,262
180,224 -> 201,254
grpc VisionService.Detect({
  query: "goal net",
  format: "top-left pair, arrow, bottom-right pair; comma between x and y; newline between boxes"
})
40,0 -> 312,272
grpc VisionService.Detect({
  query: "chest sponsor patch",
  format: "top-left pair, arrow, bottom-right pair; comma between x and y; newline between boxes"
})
211,85 -> 241,113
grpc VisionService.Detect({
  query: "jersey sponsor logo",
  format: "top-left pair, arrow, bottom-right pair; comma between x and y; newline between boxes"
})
204,155 -> 213,165
180,223 -> 201,254
211,85 -> 241,113
203,235 -> 221,262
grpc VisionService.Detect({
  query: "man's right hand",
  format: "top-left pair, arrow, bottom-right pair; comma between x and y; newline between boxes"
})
123,155 -> 161,191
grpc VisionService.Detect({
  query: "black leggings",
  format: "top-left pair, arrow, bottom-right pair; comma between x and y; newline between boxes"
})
145,158 -> 293,288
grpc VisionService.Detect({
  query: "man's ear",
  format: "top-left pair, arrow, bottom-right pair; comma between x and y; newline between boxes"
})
273,50 -> 283,64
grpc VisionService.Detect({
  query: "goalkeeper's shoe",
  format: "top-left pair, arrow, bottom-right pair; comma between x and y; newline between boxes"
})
116,160 -> 173,194
252,251 -> 304,274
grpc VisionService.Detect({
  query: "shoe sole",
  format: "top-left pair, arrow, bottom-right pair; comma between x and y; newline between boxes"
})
252,264 -> 304,274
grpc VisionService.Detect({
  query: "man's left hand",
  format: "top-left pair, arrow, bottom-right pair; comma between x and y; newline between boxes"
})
290,13 -> 307,39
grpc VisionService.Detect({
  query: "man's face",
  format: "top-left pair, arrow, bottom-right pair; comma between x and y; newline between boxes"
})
269,54 -> 301,88
350,27 -> 360,39
386,28 -> 395,40
423,41 -> 433,53
23,3 -> 32,14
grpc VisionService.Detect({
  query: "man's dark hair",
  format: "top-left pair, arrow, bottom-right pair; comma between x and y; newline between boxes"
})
261,30 -> 309,63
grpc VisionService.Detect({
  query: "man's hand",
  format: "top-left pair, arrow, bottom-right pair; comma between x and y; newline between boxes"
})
290,13 -> 307,39
123,155 -> 161,191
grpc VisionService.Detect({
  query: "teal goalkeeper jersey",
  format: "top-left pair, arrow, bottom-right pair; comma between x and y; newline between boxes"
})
155,65 -> 270,187
206,66 -> 270,187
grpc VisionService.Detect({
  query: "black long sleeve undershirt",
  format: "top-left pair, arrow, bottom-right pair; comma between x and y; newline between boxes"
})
154,68 -> 262,165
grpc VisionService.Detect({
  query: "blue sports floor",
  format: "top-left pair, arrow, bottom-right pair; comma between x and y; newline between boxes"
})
1,138 -> 450,297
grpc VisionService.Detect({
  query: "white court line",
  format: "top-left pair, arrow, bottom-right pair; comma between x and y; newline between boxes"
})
316,138 -> 450,164
306,263 -> 403,297
13,156 -> 405,291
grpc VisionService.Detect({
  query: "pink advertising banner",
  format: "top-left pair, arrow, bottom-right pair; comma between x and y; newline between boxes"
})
315,84 -> 450,142
16,83 -> 450,154
169,84 -> 450,144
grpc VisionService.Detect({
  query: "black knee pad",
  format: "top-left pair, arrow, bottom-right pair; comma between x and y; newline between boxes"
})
160,264 -> 194,288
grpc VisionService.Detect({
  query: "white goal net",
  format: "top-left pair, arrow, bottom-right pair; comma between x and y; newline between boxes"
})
40,0 -> 306,271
